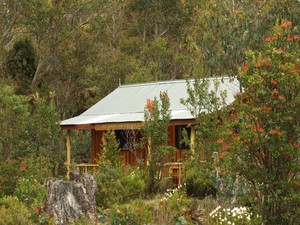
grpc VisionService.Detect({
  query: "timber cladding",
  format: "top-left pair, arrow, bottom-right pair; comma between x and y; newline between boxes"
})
95,122 -> 143,131
91,130 -> 103,164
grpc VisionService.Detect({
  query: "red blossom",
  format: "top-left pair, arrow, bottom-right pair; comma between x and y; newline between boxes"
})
290,69 -> 300,74
264,35 -> 277,42
221,144 -> 231,151
257,128 -> 265,133
271,35 -> 277,40
217,138 -> 224,144
247,124 -> 253,128
264,37 -> 272,42
271,79 -> 278,85
286,37 -> 293,42
20,161 -> 26,170
285,155 -> 292,161
255,58 -> 271,67
262,105 -> 271,113
293,35 -> 300,39
277,131 -> 284,136
281,21 -> 292,27
145,99 -> 155,114
276,49 -> 285,53
242,65 -> 249,71
272,89 -> 279,95
269,129 -> 277,135
227,130 -> 233,136
219,153 -> 225,159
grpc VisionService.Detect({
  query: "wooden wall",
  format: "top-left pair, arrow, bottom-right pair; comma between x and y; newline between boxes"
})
91,130 -> 103,164
90,125 -> 190,166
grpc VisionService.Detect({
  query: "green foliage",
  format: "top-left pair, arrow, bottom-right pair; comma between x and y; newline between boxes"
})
181,78 -> 227,162
95,165 -> 146,208
125,0 -> 189,41
142,91 -> 175,194
184,161 -> 217,199
0,156 -> 51,198
0,83 -> 62,166
70,130 -> 91,164
100,130 -> 121,167
27,94 -> 63,165
221,21 -> 300,224
5,38 -> 36,87
0,159 -> 23,197
98,187 -> 194,225
0,196 -> 33,225
0,84 -> 31,161
14,177 -> 49,224
187,1 -> 300,76
15,177 -> 46,208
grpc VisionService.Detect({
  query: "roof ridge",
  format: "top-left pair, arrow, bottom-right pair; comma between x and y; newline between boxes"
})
119,76 -> 236,88
119,79 -> 188,88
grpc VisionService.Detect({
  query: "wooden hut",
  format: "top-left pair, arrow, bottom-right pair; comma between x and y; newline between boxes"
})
61,77 -> 240,180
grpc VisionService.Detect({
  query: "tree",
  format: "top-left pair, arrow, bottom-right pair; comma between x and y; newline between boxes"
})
101,130 -> 121,167
5,38 -> 36,92
181,78 -> 227,199
0,84 -> 30,161
181,78 -> 227,162
185,0 -> 300,77
223,21 -> 300,224
26,94 -> 63,177
142,91 -> 175,193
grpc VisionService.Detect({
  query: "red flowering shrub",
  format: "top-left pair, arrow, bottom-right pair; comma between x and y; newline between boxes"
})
0,157 -> 52,197
221,21 -> 300,224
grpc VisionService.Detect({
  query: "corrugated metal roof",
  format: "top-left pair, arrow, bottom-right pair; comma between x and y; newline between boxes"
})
61,77 -> 240,126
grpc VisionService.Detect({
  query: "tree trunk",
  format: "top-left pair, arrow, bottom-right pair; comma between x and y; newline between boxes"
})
44,171 -> 97,225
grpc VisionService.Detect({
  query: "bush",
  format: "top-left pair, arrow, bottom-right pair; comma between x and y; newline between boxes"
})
0,160 -> 22,197
120,169 -> 146,200
0,196 -> 33,225
184,162 -> 217,199
0,157 -> 52,198
95,165 -> 146,207
15,177 -> 46,208
97,186 -> 194,224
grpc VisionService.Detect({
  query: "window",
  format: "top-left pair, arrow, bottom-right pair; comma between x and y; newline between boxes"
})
175,125 -> 191,149
115,130 -> 140,150
115,130 -> 127,149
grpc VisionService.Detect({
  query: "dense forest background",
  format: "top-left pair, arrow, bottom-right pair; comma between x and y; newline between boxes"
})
1,0 -> 300,119
0,1 -> 300,224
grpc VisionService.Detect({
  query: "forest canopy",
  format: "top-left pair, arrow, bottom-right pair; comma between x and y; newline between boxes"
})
1,0 -> 299,119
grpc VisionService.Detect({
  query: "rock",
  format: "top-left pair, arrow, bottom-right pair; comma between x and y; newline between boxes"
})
44,171 -> 97,225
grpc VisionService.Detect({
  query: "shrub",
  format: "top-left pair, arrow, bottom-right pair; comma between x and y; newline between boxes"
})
120,169 -> 146,200
184,162 -> 217,199
97,186 -> 194,224
15,177 -> 46,208
0,196 -> 33,225
0,157 -> 52,198
0,160 -> 22,197
95,165 -> 146,207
